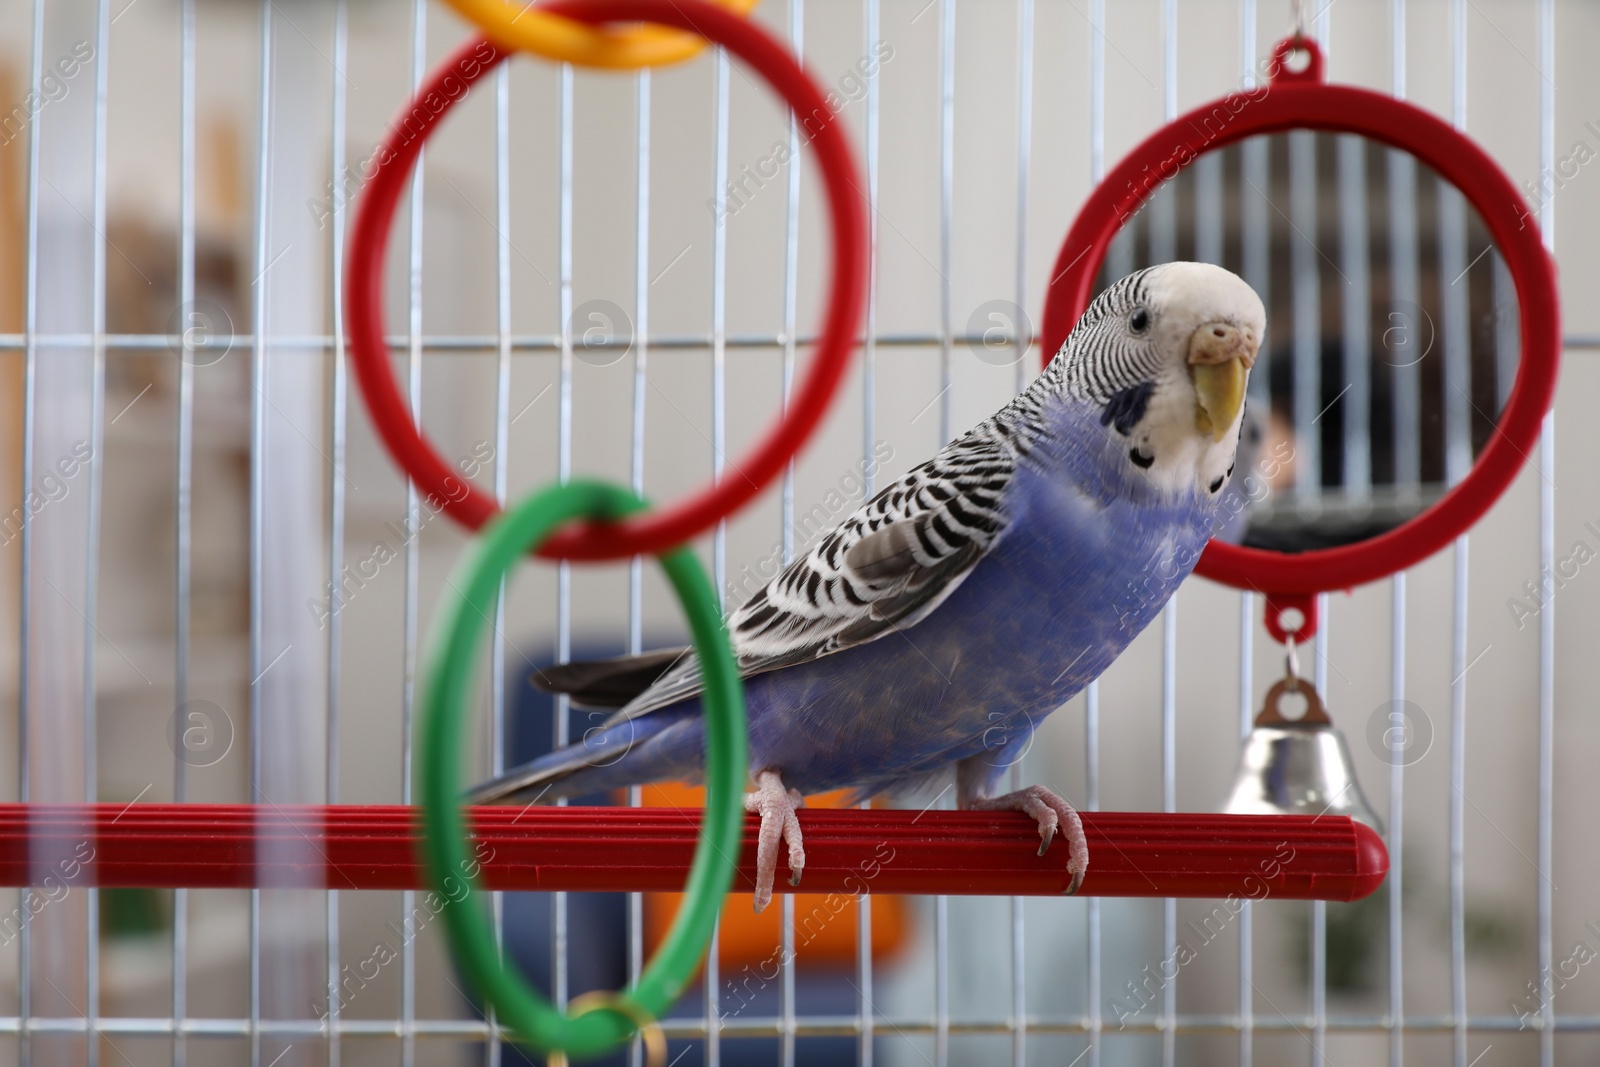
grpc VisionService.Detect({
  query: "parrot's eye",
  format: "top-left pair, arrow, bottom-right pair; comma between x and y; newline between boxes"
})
1128,308 -> 1151,334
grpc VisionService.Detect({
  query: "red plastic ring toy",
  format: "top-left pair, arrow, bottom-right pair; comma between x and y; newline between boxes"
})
1041,36 -> 1560,598
345,1 -> 866,561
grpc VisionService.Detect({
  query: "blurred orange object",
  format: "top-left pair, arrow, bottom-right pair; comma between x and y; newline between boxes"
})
642,782 -> 909,971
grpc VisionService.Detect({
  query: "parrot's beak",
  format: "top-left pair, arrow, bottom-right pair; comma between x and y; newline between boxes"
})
1188,322 -> 1258,443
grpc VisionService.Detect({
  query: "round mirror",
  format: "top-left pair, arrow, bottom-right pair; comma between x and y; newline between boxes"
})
1042,37 -> 1559,599
1092,131 -> 1515,552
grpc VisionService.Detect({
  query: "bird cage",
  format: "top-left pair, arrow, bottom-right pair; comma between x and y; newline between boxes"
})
0,1 -> 1591,1066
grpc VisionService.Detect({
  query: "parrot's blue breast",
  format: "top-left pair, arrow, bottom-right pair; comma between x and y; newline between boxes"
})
559,404 -> 1221,800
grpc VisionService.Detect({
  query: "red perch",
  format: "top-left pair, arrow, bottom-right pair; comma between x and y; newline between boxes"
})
0,804 -> 1386,901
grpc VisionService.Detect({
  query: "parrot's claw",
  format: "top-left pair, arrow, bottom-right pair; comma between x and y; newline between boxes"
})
970,784 -> 1088,896
744,770 -> 806,912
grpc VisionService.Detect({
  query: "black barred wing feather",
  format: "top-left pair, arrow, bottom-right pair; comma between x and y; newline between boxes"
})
604,428 -> 1017,724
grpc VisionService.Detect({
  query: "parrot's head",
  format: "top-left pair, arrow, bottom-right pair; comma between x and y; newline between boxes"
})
1053,261 -> 1265,498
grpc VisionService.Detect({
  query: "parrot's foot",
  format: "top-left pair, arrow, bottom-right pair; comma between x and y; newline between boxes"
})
743,770 -> 806,913
969,785 -> 1089,895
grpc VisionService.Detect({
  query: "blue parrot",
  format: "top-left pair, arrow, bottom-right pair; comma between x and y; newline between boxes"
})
473,263 -> 1265,910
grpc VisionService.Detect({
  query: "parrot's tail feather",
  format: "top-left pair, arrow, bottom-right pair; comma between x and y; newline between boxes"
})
466,703 -> 701,805
528,647 -> 692,709
464,753 -> 587,806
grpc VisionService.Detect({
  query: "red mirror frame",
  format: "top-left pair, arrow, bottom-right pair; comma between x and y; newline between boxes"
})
1040,37 -> 1560,638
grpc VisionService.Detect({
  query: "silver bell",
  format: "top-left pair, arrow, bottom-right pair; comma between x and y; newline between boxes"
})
1222,677 -> 1384,833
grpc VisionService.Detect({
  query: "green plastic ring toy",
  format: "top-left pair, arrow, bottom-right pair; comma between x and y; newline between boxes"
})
418,479 -> 747,1060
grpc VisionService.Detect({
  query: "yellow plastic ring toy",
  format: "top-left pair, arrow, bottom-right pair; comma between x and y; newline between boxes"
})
440,0 -> 760,69
545,992 -> 667,1067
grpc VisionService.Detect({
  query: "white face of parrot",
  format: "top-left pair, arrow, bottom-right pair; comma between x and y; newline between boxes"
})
1060,262 -> 1266,497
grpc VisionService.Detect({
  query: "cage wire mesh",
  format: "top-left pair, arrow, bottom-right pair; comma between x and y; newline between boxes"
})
0,0 -> 1596,1064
